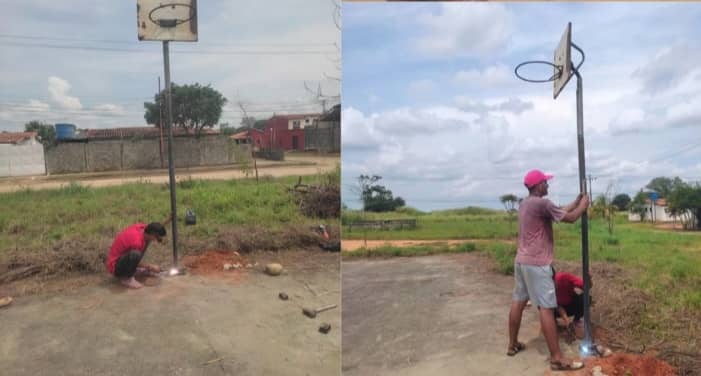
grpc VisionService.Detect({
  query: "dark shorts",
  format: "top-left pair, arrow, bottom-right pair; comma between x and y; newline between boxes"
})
113,250 -> 143,278
556,293 -> 585,321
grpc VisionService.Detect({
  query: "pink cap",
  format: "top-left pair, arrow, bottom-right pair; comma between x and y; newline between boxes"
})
524,169 -> 553,188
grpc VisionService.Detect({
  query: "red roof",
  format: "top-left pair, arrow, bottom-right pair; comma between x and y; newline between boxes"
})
644,198 -> 668,206
84,127 -> 219,139
271,113 -> 321,120
0,131 -> 38,144
230,131 -> 249,140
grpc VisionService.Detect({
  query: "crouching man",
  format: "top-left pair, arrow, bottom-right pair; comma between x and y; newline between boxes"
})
106,215 -> 172,289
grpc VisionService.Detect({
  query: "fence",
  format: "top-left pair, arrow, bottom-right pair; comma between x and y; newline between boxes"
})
346,219 -> 418,231
45,135 -> 250,174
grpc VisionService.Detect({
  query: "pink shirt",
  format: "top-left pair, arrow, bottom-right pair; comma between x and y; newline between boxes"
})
515,196 -> 566,266
106,223 -> 147,274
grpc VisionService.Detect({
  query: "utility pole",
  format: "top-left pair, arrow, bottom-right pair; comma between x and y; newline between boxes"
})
158,77 -> 165,169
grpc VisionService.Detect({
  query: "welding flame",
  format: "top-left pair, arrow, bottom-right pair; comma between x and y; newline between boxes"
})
169,268 -> 178,276
579,341 -> 593,357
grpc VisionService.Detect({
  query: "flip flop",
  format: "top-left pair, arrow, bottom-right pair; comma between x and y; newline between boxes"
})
507,342 -> 526,356
595,345 -> 612,358
0,296 -> 13,308
550,359 -> 584,371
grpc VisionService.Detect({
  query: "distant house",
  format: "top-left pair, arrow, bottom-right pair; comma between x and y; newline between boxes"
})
79,126 -> 219,140
628,198 -> 675,222
0,131 -> 46,177
230,131 -> 250,145
305,104 -> 340,152
244,113 -> 322,151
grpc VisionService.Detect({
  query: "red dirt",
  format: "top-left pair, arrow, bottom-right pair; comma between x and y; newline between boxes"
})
584,353 -> 677,376
181,250 -> 250,281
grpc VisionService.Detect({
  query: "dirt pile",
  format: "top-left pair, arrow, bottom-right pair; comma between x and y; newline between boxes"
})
289,179 -> 340,219
585,353 -> 677,376
554,260 -> 701,375
181,250 -> 249,277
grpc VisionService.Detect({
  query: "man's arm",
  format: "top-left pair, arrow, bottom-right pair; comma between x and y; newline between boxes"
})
162,213 -> 174,226
562,193 -> 584,213
561,194 -> 589,223
558,306 -> 571,325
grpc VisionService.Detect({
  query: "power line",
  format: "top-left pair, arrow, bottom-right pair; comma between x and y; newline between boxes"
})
0,33 -> 336,47
0,41 -> 336,55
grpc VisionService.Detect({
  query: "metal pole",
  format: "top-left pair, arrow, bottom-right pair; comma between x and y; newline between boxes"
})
575,70 -> 594,350
163,41 -> 179,267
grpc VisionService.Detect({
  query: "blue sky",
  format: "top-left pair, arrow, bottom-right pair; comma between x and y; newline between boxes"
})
342,2 -> 701,211
0,0 -> 340,132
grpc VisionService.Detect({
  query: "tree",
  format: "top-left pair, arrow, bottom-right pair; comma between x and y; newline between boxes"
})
630,190 -> 649,221
592,193 -> 616,235
611,193 -> 631,211
499,194 -> 518,213
357,175 -> 405,212
144,83 -> 227,135
667,182 -> 701,230
24,121 -> 55,147
500,194 -> 519,236
645,176 -> 684,198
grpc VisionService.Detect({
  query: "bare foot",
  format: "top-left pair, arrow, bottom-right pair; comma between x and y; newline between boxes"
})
120,277 -> 143,289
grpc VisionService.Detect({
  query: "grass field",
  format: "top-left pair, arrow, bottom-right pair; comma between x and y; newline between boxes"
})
343,208 -> 701,310
342,207 -> 516,240
0,169 -> 339,257
343,207 -> 701,371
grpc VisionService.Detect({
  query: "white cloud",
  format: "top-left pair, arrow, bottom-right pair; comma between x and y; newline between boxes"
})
93,104 -> 123,112
48,77 -> 82,110
455,96 -> 533,115
341,107 -> 383,149
415,3 -> 513,58
633,44 -> 701,94
27,100 -> 50,111
454,64 -> 512,87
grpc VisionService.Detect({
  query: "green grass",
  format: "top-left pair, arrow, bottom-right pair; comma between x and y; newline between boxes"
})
343,208 -> 701,311
0,173 -> 336,253
345,242 -> 478,258
342,208 -> 518,240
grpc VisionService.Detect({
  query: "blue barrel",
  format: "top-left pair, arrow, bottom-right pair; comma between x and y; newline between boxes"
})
55,123 -> 76,140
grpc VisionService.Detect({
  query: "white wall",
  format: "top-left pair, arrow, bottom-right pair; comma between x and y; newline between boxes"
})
287,116 -> 319,130
628,203 -> 677,222
0,141 -> 46,177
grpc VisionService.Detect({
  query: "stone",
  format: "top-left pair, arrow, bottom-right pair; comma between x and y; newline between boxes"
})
265,263 -> 283,276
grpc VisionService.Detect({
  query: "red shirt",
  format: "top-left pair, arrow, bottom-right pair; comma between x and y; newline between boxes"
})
106,223 -> 147,274
555,272 -> 584,307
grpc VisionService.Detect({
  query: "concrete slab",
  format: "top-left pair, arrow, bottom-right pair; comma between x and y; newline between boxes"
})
342,254 -> 582,376
1,267 -> 340,376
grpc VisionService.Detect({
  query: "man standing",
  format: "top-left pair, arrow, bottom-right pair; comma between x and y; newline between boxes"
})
506,169 -> 589,371
106,215 -> 172,289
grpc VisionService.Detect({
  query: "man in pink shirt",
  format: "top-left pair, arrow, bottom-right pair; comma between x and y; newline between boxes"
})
506,169 -> 589,371
106,215 -> 171,289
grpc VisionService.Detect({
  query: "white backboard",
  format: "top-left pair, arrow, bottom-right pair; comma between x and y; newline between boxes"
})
137,0 -> 198,42
553,22 -> 572,99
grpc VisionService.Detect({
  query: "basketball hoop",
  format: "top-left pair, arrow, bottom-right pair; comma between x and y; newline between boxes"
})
514,46 -> 584,84
148,2 -> 196,28
137,0 -> 197,41
514,61 -> 562,83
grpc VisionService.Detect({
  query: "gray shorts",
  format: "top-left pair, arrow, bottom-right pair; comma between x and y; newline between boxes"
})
512,263 -> 557,309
